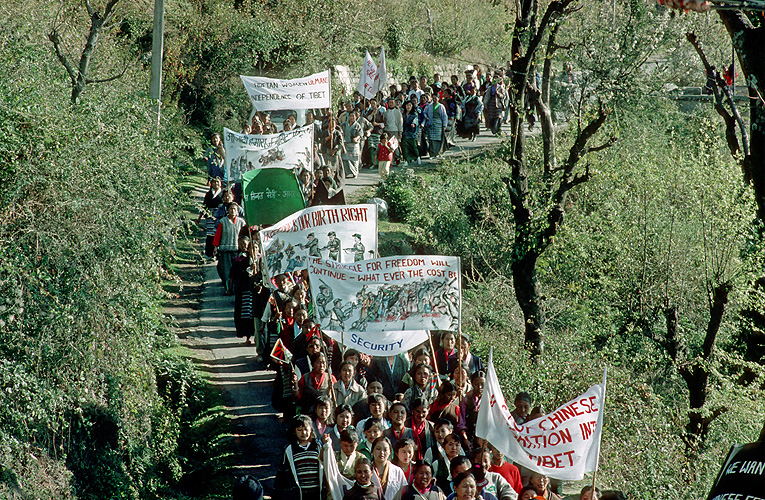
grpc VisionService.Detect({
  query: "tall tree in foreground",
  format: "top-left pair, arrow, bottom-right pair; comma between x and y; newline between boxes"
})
502,0 -> 616,358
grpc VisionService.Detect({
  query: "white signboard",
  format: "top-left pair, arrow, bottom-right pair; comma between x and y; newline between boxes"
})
240,70 -> 331,111
307,255 -> 461,333
224,127 -> 313,184
324,330 -> 430,357
258,204 -> 378,284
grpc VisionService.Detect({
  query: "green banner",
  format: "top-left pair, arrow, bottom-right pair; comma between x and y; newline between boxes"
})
241,168 -> 305,226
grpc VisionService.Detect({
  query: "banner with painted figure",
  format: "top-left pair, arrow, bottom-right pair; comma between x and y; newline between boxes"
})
476,350 -> 606,481
224,127 -> 313,185
240,70 -> 331,111
259,204 -> 378,283
241,168 -> 305,226
307,255 -> 461,333
324,329 -> 430,357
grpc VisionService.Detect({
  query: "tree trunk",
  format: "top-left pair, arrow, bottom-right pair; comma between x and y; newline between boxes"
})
512,252 -> 545,358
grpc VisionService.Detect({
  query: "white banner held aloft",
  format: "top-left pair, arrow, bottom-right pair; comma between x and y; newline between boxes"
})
307,255 -> 461,333
224,127 -> 313,185
358,51 -> 378,99
376,47 -> 387,93
476,350 -> 606,481
324,444 -> 354,500
259,204 -> 378,285
240,70 -> 331,111
324,330 -> 430,357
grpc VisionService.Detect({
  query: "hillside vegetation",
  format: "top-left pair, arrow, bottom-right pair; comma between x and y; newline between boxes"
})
1,0 -> 763,498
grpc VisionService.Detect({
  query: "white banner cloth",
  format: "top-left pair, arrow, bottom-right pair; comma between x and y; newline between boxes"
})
324,330 -> 430,357
358,51 -> 378,99
224,127 -> 313,184
476,350 -> 606,480
240,70 -> 331,111
323,445 -> 354,500
258,204 -> 378,284
307,255 -> 461,332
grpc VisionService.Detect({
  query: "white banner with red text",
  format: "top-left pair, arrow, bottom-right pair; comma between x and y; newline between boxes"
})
258,204 -> 378,285
476,349 -> 606,480
240,70 -> 331,111
307,255 -> 461,333
224,127 -> 313,184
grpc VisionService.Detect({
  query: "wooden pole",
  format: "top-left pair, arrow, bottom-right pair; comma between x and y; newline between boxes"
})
428,331 -> 440,378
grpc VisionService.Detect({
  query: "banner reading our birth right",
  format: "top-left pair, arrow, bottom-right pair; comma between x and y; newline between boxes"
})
307,255 -> 461,334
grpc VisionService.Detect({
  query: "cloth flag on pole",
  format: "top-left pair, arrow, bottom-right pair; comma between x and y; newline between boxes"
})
269,338 -> 293,364
376,47 -> 387,93
358,51 -> 378,99
240,70 -> 331,111
324,444 -> 354,500
224,127 -> 313,184
259,204 -> 378,285
307,255 -> 461,333
476,349 -> 607,481
241,168 -> 305,226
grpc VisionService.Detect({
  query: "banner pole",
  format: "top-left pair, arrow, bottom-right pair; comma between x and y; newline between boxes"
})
428,331 -> 440,378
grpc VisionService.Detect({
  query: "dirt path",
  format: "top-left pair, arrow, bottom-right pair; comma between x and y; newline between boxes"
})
170,129 -> 508,493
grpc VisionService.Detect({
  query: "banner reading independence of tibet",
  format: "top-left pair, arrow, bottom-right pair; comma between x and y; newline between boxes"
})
476,350 -> 606,481
240,70 -> 331,111
706,440 -> 765,500
241,168 -> 305,226
307,255 -> 461,333
224,127 -> 313,184
259,204 -> 378,283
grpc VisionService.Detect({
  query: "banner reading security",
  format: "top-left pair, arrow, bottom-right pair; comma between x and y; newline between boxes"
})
240,70 -> 331,111
476,350 -> 606,481
307,255 -> 461,332
224,127 -> 313,184
324,330 -> 430,357
259,204 -> 378,284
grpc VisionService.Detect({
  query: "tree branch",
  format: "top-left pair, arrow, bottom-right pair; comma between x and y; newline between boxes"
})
85,64 -> 128,84
48,29 -> 77,84
85,0 -> 95,17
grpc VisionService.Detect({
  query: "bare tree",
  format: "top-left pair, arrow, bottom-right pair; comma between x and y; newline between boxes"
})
48,0 -> 127,104
503,0 -> 616,358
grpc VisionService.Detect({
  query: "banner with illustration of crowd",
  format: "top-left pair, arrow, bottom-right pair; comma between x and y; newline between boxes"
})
259,204 -> 378,285
307,255 -> 461,334
224,127 -> 313,184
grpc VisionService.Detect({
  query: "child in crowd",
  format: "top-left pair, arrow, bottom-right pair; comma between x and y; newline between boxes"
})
312,395 -> 333,440
336,429 -> 361,480
423,418 -> 453,465
343,457 -> 382,500
391,438 -> 416,484
327,404 -> 355,452
358,418 -> 384,460
383,402 -> 413,450
334,361 -> 368,407
274,415 -> 323,500
408,398 -> 436,461
401,363 -> 438,408
377,132 -> 393,179
456,370 -> 486,449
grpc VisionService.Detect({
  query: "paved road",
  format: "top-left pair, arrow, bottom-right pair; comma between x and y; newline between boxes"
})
179,127 -> 508,493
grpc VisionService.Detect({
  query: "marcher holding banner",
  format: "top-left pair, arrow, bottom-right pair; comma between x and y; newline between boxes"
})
476,349 -> 606,481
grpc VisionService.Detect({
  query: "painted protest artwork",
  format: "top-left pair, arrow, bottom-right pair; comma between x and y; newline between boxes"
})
224,127 -> 313,185
307,255 -> 461,333
259,204 -> 378,284
240,70 -> 331,111
241,168 -> 305,226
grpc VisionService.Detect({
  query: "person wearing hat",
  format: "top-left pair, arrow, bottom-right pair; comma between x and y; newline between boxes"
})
345,233 -> 366,262
322,231 -> 341,261
298,232 -> 322,258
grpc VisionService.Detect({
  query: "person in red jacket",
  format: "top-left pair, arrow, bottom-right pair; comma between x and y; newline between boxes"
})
486,443 -> 522,493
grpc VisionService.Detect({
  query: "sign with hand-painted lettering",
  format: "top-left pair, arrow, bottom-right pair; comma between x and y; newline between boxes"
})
224,127 -> 313,185
476,350 -> 606,481
706,440 -> 765,500
241,168 -> 305,226
258,204 -> 378,285
240,70 -> 331,111
307,255 -> 461,333
323,330 -> 430,357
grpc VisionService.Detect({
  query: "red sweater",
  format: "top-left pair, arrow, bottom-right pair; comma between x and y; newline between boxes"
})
377,142 -> 393,162
490,460 -> 523,493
